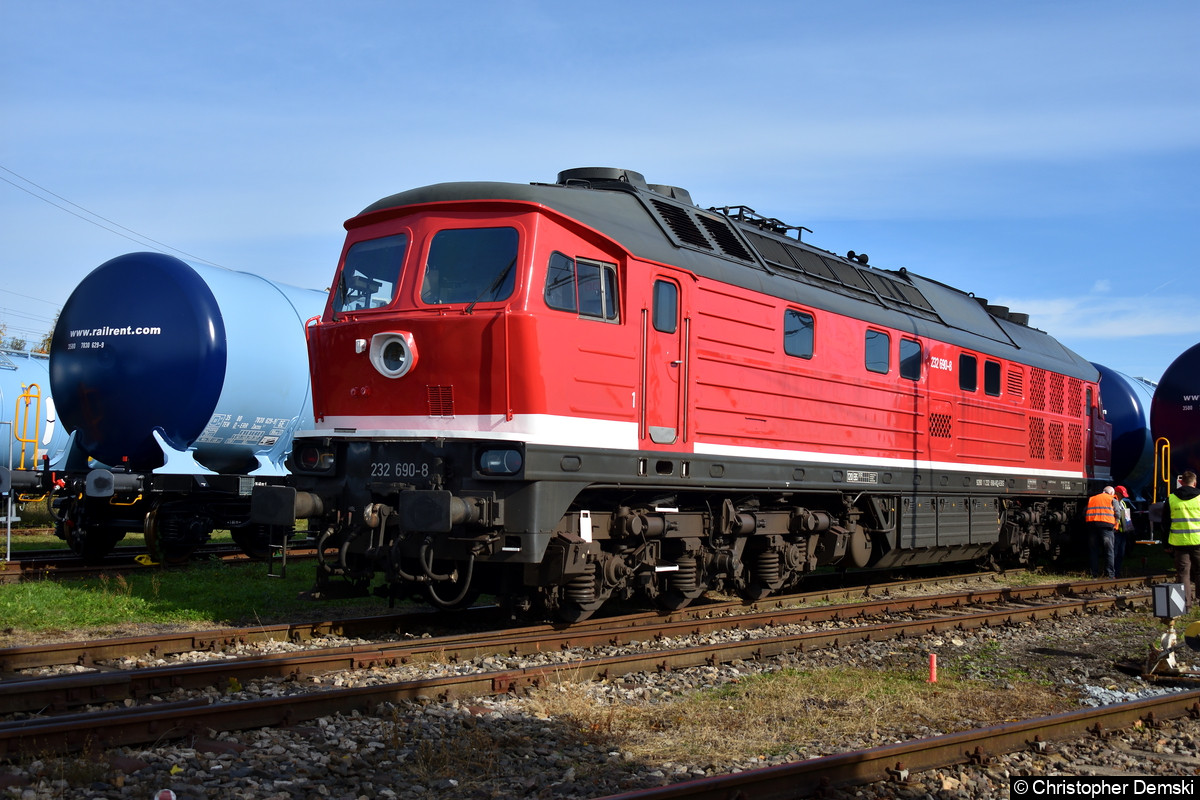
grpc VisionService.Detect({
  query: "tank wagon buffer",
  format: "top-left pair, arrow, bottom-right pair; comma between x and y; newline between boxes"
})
6,252 -> 327,563
252,168 -> 1112,621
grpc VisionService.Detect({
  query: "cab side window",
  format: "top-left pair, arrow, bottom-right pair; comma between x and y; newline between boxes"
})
544,252 -> 619,321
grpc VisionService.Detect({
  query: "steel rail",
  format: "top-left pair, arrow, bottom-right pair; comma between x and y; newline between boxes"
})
0,571 -> 1151,672
0,578 -> 1150,715
0,577 -> 1154,716
588,691 -> 1200,799
0,590 -> 1150,756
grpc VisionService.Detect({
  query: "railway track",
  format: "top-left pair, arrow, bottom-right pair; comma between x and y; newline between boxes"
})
0,569 -> 1023,671
0,540 -> 318,583
0,573 -> 1159,758
590,689 -> 1200,799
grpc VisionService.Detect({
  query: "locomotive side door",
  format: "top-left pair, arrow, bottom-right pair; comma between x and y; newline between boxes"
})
641,274 -> 688,449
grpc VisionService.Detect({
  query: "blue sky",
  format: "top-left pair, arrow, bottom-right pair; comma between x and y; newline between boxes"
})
1,1 -> 1196,383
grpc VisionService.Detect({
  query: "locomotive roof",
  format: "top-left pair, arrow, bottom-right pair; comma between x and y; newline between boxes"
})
360,170 -> 1097,381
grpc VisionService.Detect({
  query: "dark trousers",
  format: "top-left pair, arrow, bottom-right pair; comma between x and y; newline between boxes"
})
1173,545 -> 1200,611
1089,524 -> 1115,578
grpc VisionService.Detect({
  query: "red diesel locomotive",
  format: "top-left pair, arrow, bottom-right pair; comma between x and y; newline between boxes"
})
252,167 -> 1113,621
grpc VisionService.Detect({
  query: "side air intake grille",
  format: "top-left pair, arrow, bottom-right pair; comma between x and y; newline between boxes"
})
930,413 -> 953,439
1029,417 -> 1045,460
1030,369 -> 1047,411
1007,368 -> 1025,397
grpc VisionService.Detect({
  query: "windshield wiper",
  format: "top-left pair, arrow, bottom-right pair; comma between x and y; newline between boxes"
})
464,256 -> 517,315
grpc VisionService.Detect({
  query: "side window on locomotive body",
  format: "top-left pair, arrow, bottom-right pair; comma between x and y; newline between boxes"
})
422,226 -> 519,306
959,353 -> 978,392
900,338 -> 922,381
865,329 -> 890,374
333,233 -> 409,313
784,309 -> 814,359
544,252 -> 619,321
984,359 -> 1002,396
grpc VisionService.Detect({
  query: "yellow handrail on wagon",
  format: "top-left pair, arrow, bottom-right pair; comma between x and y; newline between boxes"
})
13,382 -> 43,470
1140,437 -> 1173,545
1154,437 -> 1172,506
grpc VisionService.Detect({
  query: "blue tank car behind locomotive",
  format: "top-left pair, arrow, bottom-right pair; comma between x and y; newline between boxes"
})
1152,343 -> 1200,491
7,252 -> 327,562
1093,362 -> 1156,500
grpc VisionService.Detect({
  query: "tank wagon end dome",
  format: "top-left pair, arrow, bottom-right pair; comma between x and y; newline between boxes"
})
50,252 -> 228,470
1152,342 -> 1200,478
1093,362 -> 1155,496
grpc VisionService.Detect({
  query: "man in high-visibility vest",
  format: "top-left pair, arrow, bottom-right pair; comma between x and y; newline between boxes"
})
1165,471 -> 1200,612
1085,485 -> 1119,579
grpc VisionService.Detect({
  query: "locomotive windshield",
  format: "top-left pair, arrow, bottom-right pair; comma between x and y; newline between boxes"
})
334,234 -> 408,312
421,227 -> 518,305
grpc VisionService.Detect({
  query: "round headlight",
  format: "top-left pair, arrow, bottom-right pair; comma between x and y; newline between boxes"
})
369,331 -> 418,379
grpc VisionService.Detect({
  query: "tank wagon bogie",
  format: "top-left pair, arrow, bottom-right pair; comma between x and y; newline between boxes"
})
253,168 -> 1110,620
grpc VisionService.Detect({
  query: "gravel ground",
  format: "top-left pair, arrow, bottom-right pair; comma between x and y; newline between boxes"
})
3,595 -> 1197,799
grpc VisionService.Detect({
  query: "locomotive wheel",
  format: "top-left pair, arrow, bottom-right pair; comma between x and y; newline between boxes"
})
738,583 -> 774,603
556,596 -> 606,623
656,554 -> 706,610
655,590 -> 698,611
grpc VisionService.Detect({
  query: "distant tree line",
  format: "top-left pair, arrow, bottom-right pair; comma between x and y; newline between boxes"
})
0,312 -> 56,354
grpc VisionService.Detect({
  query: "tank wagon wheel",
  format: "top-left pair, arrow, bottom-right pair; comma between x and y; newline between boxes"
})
61,523 -> 124,565
230,525 -> 277,561
54,498 -> 125,564
143,509 -> 194,566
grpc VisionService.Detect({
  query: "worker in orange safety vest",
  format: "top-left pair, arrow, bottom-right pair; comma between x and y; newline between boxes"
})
1084,486 -> 1118,579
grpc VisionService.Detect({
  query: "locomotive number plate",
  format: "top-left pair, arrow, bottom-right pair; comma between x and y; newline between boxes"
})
846,471 -> 879,484
370,460 -> 432,480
